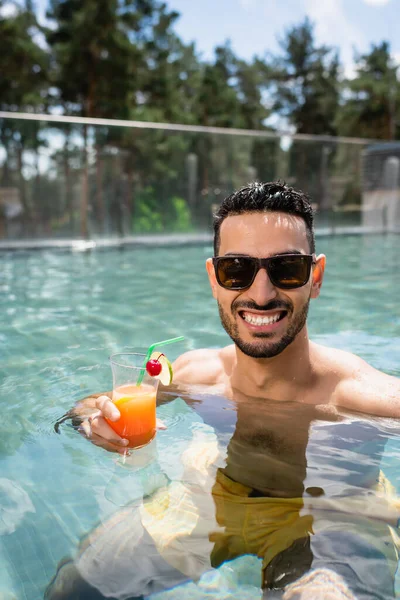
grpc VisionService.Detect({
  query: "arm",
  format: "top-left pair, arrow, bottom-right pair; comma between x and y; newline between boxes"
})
54,386 -> 175,452
55,348 -> 221,451
54,390 -> 112,431
334,356 -> 400,418
54,391 -> 132,453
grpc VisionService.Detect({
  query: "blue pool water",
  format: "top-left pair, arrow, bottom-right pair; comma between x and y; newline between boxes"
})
0,234 -> 400,599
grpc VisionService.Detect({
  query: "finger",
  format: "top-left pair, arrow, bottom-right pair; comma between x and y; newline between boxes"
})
89,432 -> 131,455
87,409 -> 102,423
94,395 -> 120,421
78,419 -> 129,454
79,419 -> 92,438
156,418 -> 167,430
90,415 -> 129,446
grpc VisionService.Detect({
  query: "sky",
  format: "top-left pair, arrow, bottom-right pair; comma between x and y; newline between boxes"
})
2,0 -> 399,79
1,0 -> 398,162
166,0 -> 400,78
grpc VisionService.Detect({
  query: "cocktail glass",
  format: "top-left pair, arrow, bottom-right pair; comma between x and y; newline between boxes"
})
107,352 -> 159,449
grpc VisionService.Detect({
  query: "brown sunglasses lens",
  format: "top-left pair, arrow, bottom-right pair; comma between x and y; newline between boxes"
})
216,255 -> 311,289
268,255 -> 310,288
216,257 -> 256,289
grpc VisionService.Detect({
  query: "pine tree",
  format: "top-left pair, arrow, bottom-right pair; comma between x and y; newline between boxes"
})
269,17 -> 340,135
0,1 -> 49,234
337,42 -> 399,140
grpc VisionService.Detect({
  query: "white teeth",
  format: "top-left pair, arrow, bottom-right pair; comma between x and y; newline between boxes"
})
243,313 -> 281,325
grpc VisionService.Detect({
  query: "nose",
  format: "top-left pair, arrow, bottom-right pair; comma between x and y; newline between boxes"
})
246,267 -> 278,306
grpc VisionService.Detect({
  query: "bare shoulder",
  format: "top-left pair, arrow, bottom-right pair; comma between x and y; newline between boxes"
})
313,342 -> 400,417
172,346 -> 233,386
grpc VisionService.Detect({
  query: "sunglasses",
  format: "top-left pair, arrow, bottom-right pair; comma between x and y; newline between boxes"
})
212,253 -> 316,291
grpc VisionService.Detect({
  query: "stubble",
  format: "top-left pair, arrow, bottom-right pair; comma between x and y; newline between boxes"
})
218,298 -> 310,359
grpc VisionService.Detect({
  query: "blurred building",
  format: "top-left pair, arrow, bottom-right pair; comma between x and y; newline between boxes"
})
361,143 -> 400,231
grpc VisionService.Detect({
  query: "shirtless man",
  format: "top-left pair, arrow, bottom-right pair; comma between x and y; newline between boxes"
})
88,181 -> 400,437
52,181 -> 400,599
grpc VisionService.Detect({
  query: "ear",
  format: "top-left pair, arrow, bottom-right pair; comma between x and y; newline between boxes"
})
310,254 -> 326,299
206,258 -> 218,299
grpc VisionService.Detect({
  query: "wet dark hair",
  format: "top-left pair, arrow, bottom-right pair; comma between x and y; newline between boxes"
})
213,181 -> 315,255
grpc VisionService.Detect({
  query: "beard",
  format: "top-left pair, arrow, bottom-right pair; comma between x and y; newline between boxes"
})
218,297 -> 310,359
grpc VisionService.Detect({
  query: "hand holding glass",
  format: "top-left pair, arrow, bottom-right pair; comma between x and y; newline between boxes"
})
106,353 -> 159,449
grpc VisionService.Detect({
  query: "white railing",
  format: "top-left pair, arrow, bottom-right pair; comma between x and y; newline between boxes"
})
0,111 -> 372,144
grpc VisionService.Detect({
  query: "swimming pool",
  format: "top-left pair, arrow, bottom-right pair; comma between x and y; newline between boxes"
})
1,234 -> 400,599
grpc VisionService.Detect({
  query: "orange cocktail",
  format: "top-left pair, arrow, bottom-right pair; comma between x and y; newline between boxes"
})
106,353 -> 159,449
110,383 -> 156,448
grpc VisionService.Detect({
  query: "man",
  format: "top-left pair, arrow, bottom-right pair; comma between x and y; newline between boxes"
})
51,181 -> 400,599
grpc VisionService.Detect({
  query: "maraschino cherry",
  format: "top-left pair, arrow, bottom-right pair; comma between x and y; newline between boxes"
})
146,358 -> 162,376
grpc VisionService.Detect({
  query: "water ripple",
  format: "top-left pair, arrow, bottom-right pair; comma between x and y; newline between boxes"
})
0,237 -> 400,599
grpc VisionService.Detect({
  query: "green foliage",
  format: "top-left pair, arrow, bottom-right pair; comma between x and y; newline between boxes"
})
1,3 -> 399,141
336,42 -> 400,140
268,17 -> 340,135
1,2 -> 400,238
169,196 -> 192,232
132,187 -> 192,233
196,42 -> 271,130
0,4 -> 49,112
132,186 -> 163,233
45,0 -> 142,118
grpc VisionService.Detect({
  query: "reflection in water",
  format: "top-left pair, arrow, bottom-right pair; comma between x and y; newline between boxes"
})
45,390 -> 400,600
0,478 -> 35,535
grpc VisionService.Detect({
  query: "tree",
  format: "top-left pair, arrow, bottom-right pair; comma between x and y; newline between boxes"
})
268,17 -> 340,135
46,0 -> 143,235
337,42 -> 400,140
235,57 -> 271,130
46,0 -> 143,118
196,43 -> 242,129
99,4 -> 203,234
133,10 -> 201,124
190,43 -> 273,221
0,1 -> 49,234
263,18 -> 341,204
45,0 -> 202,236
0,0 -> 49,114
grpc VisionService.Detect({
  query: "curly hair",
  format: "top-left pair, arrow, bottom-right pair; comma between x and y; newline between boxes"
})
213,181 -> 315,255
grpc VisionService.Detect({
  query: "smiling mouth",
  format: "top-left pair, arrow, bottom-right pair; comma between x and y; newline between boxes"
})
239,310 -> 287,326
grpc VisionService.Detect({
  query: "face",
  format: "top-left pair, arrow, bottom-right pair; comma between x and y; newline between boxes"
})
206,212 -> 326,359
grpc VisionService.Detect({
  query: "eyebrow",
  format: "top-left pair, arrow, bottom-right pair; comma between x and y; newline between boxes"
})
223,250 -> 304,257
